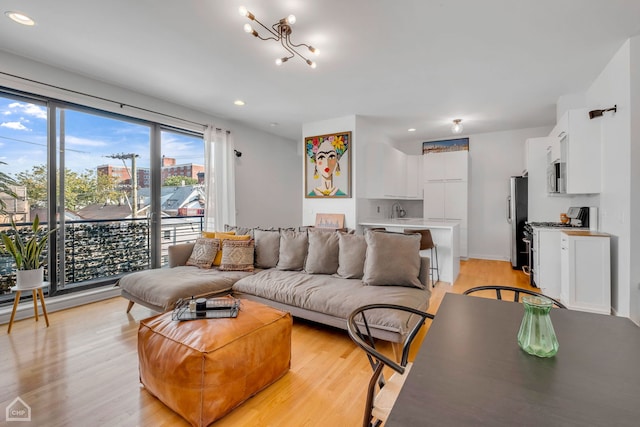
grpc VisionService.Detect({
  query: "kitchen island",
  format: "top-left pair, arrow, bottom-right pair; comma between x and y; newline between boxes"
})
359,218 -> 460,284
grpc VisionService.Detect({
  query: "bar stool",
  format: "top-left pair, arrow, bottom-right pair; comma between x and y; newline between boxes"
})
405,229 -> 439,285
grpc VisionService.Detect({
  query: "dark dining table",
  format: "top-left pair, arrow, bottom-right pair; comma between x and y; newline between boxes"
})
385,292 -> 640,426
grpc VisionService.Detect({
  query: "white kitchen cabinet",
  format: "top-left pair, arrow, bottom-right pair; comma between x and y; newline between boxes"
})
423,150 -> 468,182
423,151 -> 469,257
560,231 -> 610,314
551,109 -> 601,194
365,144 -> 422,199
532,228 -> 562,299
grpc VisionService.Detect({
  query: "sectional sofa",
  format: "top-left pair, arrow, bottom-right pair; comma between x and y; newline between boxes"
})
118,227 -> 431,342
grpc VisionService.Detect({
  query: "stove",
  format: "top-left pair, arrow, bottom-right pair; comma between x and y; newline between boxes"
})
527,221 -> 577,228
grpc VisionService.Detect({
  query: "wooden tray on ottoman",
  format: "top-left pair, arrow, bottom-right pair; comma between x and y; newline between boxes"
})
137,299 -> 292,427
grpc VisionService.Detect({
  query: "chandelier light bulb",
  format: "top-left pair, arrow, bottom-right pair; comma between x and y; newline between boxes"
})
276,57 -> 289,66
287,14 -> 296,24
306,59 -> 317,69
239,6 -> 247,16
451,119 -> 463,134
243,23 -> 253,33
309,46 -> 320,55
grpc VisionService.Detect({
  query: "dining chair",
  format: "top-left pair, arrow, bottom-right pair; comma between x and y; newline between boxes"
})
463,285 -> 566,308
347,304 -> 435,427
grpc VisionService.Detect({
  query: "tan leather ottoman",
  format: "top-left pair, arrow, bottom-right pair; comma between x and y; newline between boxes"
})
137,299 -> 292,427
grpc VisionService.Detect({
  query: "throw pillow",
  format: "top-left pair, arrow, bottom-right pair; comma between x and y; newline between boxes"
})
276,229 -> 308,271
212,233 -> 251,266
336,233 -> 367,279
224,224 -> 254,238
362,231 -> 423,288
219,239 -> 255,272
304,229 -> 339,274
185,237 -> 220,269
202,230 -> 234,239
254,229 -> 281,268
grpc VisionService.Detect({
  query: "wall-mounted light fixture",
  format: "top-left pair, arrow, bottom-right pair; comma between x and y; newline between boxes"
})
451,119 -> 463,134
239,6 -> 319,68
588,105 -> 617,119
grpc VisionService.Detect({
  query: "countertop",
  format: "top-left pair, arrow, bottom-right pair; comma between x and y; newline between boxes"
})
561,230 -> 610,237
358,218 -> 459,229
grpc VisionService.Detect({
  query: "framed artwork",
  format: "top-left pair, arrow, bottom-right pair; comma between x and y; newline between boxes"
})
304,131 -> 351,198
314,213 -> 345,229
422,137 -> 469,154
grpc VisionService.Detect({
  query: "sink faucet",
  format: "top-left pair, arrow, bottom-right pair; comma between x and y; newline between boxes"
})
391,202 -> 406,219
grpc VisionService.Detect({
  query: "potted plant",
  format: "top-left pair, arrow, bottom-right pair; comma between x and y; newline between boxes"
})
0,215 -> 56,290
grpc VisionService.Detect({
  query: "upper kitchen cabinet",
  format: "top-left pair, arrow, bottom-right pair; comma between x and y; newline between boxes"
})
364,143 -> 422,199
423,150 -> 468,182
549,108 -> 601,194
423,150 -> 469,257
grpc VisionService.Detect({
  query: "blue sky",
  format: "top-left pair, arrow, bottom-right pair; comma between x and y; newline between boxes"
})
0,95 -> 203,177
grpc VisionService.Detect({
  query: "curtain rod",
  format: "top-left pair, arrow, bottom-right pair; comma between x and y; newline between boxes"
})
0,71 -> 211,129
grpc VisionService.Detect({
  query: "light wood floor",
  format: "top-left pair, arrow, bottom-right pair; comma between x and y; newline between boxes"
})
0,259 -> 531,426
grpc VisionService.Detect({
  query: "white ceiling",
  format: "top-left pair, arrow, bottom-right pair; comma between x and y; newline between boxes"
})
1,0 -> 639,144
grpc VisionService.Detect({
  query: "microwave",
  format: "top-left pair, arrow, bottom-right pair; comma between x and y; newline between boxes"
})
547,162 -> 565,193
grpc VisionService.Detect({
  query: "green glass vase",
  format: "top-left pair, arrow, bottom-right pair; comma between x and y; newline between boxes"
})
517,295 -> 559,358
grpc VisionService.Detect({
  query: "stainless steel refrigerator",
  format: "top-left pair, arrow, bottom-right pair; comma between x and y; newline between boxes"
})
507,176 -> 528,269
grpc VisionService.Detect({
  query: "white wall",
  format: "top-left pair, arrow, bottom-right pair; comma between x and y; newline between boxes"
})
0,50 -> 300,229
466,127 -> 550,260
630,36 -> 640,325
586,39 -> 633,318
232,126 -> 300,228
302,116 -> 357,228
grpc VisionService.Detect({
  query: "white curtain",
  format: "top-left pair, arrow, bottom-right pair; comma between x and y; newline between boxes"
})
204,126 -> 236,232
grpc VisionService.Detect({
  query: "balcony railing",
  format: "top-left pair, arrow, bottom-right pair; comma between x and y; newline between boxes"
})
0,216 -> 204,297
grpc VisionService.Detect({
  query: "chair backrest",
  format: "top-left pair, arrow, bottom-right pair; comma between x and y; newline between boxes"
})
462,285 -> 566,308
347,304 -> 435,427
404,229 -> 434,250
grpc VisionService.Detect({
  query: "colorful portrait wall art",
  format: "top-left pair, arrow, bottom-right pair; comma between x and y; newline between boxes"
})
304,131 -> 351,198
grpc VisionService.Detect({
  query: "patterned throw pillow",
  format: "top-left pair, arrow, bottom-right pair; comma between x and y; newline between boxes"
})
185,237 -> 220,269
212,233 -> 251,266
219,239 -> 255,272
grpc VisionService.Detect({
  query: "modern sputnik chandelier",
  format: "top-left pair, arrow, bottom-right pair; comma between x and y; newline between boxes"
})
239,6 -> 319,68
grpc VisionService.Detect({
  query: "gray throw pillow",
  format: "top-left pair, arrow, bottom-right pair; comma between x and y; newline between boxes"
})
224,224 -> 255,238
276,229 -> 308,271
362,231 -> 423,288
304,229 -> 339,274
254,229 -> 280,268
336,233 -> 367,279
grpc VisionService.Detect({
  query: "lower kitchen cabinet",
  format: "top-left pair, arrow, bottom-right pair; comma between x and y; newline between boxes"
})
532,229 -> 562,299
560,231 -> 611,314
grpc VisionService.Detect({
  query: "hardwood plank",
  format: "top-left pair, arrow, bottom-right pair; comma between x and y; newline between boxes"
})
0,259 -> 531,426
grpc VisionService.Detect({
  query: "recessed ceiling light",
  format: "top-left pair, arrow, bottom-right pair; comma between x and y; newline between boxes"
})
408,128 -> 416,132
270,122 -> 279,127
5,11 -> 35,26
234,100 -> 245,106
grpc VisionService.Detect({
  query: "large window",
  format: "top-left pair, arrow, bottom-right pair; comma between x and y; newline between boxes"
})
0,89 -> 204,301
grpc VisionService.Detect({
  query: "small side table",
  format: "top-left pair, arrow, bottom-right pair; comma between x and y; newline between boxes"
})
7,282 -> 50,334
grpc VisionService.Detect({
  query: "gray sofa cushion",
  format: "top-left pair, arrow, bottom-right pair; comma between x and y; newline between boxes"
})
363,231 -> 423,288
119,266 -> 252,311
276,229 -> 308,271
254,229 -> 280,268
336,233 -> 367,279
304,229 -> 339,274
233,269 -> 430,334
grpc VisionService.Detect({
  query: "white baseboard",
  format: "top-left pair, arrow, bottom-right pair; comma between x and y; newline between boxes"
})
0,286 -> 121,325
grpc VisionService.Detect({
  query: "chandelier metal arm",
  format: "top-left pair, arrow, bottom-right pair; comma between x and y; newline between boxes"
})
240,6 -> 317,68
